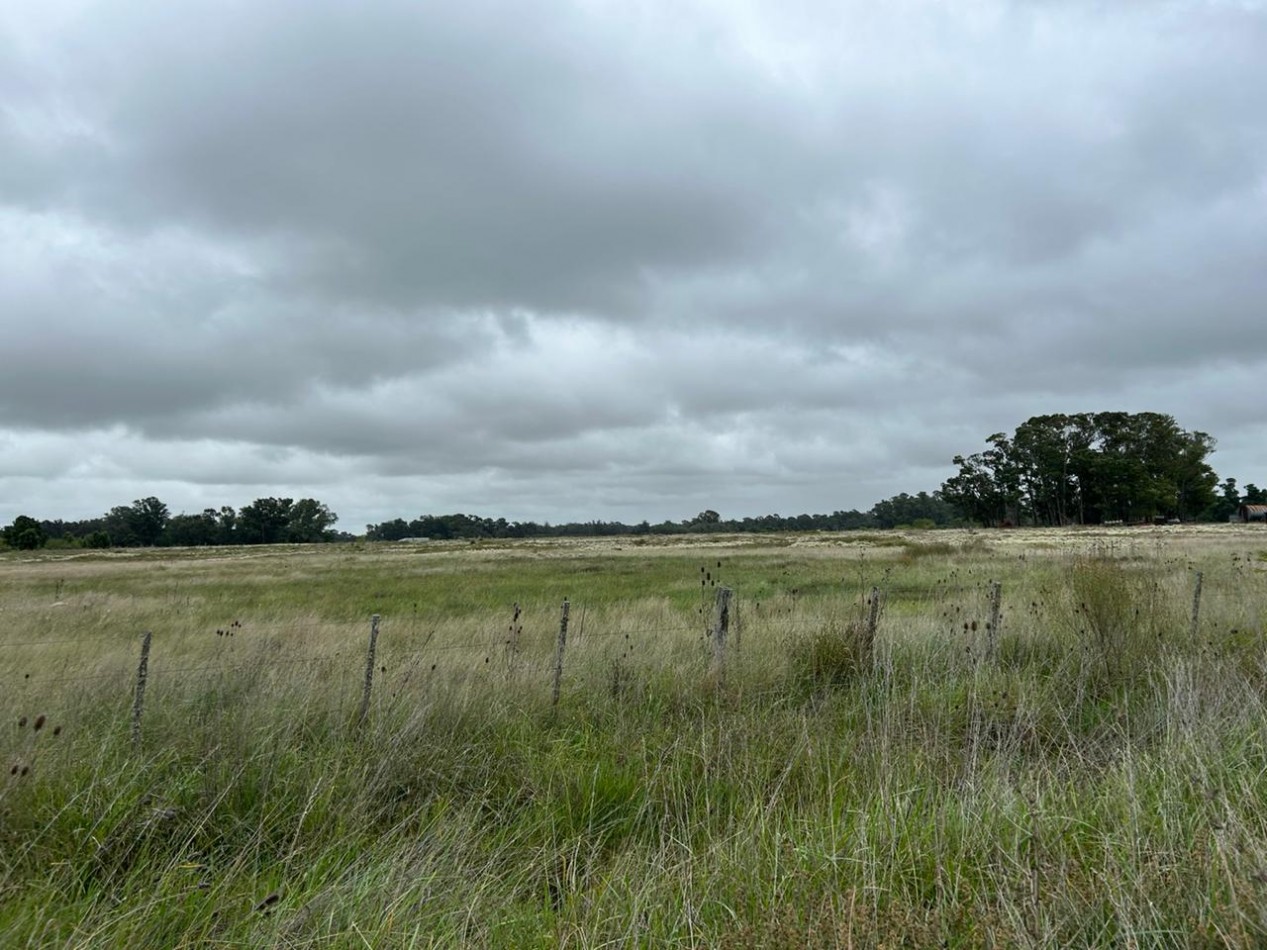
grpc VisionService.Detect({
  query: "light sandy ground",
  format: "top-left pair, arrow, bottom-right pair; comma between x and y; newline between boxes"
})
3,523 -> 1264,576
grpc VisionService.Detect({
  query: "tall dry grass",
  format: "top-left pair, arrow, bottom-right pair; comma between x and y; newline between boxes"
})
2,526 -> 1266,945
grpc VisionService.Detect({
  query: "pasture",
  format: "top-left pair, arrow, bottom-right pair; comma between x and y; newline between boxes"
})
2,526 -> 1267,947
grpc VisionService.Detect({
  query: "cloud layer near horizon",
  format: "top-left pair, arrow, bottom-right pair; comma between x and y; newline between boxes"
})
3,0 -> 1266,530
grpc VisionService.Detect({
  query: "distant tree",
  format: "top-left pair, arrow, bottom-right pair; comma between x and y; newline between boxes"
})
237,497 -> 294,545
132,497 -> 170,545
1245,484 -> 1267,505
870,491 -> 958,529
225,498 -> 335,544
826,509 -> 875,530
40,516 -> 107,543
286,498 -> 338,542
366,518 -> 411,542
2,515 -> 48,550
212,506 -> 235,544
943,413 -> 1217,525
38,519 -> 72,542
941,432 -> 1018,526
1205,478 -> 1241,522
404,513 -> 500,540
163,509 -> 223,547
685,510 -> 722,531
102,497 -> 170,547
103,506 -> 138,546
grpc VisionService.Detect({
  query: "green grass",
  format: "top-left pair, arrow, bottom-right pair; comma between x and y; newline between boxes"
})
3,527 -> 1267,946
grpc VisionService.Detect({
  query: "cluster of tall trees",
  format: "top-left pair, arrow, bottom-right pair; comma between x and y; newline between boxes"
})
19,496 -> 341,549
940,412 -> 1223,526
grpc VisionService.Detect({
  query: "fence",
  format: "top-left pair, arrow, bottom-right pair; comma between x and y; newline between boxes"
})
3,570 -> 1219,745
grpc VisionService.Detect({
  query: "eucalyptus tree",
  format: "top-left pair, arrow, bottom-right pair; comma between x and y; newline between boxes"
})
942,412 -> 1218,526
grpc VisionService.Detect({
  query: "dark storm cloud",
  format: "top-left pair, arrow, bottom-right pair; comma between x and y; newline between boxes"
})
2,0 -> 1266,527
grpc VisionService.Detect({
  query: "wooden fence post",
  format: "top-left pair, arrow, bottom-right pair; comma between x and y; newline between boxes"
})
987,581 -> 1003,661
551,599 -> 570,707
865,587 -> 882,645
711,587 -> 733,689
1189,571 -> 1204,642
131,631 -> 152,747
358,614 -> 380,729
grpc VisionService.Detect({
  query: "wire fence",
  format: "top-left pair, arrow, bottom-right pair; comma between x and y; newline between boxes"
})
2,568 -> 1239,732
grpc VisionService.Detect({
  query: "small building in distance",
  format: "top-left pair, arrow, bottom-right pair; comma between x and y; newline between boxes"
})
1239,504 -> 1267,523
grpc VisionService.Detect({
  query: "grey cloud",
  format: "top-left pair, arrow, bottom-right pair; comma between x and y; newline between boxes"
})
2,0 -> 1266,528
6,0 -> 781,316
0,213 -> 506,429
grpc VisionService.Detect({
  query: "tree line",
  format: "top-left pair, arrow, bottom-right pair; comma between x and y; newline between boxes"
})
362,492 -> 959,542
3,497 -> 343,550
3,489 -> 959,551
3,412 -> 1262,551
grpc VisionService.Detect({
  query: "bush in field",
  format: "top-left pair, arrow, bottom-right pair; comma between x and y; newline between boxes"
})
899,539 -> 956,563
1068,556 -> 1172,685
788,619 -> 874,693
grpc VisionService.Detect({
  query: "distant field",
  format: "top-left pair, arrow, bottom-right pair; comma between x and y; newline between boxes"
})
3,527 -> 1267,947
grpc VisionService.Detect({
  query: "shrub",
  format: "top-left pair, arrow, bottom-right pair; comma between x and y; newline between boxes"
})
900,539 -> 955,563
787,619 -> 874,693
1068,556 -> 1171,686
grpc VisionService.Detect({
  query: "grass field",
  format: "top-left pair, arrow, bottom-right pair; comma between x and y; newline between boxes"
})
3,526 -> 1267,947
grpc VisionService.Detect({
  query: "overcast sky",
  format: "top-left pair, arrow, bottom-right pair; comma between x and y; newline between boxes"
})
2,0 -> 1265,531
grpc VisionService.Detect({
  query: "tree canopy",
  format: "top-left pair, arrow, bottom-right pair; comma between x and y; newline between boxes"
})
2,515 -> 48,550
941,412 -> 1219,526
26,498 -> 340,548
104,497 -> 170,547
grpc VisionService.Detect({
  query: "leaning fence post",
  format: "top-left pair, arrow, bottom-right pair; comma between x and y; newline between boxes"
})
1189,571 -> 1204,642
987,581 -> 1003,661
711,587 -> 733,689
551,599 -> 570,707
358,614 -> 380,729
131,631 -> 152,747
